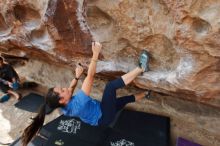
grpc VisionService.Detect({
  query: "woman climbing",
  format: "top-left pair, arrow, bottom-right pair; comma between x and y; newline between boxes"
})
21,42 -> 150,146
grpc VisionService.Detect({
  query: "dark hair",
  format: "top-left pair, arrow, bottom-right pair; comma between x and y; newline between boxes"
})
21,88 -> 62,146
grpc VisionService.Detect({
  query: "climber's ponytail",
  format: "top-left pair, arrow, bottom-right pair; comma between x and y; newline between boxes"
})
21,88 -> 62,146
21,103 -> 46,146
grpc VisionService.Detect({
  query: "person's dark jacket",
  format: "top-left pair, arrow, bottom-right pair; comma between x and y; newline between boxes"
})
0,64 -> 19,82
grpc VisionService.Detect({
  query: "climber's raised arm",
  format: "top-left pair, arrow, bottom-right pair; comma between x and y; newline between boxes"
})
69,64 -> 84,94
81,42 -> 102,96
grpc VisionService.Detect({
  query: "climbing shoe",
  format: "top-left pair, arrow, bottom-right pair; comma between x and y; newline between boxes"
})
138,50 -> 150,72
0,94 -> 10,102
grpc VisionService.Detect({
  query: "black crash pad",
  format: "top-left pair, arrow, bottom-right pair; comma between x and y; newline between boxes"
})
113,109 -> 170,146
45,132 -> 93,146
14,93 -> 51,114
10,136 -> 47,146
11,110 -> 170,146
40,115 -> 109,146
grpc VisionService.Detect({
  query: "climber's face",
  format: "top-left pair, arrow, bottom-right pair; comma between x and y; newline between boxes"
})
54,87 -> 72,105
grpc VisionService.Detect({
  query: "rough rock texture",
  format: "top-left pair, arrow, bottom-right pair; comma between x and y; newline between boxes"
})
0,0 -> 220,145
0,0 -> 93,63
85,0 -> 220,106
